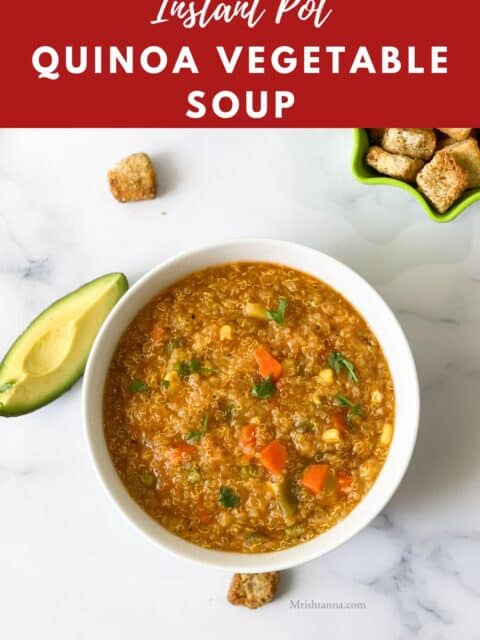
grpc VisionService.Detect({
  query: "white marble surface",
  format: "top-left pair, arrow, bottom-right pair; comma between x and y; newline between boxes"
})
1,129 -> 479,640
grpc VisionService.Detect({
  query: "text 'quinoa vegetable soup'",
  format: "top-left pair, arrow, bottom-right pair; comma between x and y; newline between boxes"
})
103,262 -> 395,553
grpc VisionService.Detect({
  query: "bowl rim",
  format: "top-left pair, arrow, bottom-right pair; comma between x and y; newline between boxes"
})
351,128 -> 480,223
83,238 -> 420,572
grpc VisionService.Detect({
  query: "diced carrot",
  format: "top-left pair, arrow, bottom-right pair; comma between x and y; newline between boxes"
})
166,444 -> 195,465
254,347 -> 283,382
331,408 -> 349,434
259,440 -> 288,475
337,472 -> 353,492
197,511 -> 212,524
151,323 -> 166,341
301,464 -> 330,494
240,424 -> 257,458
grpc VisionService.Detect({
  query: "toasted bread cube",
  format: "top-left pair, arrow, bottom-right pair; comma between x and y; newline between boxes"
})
108,152 -> 157,203
416,152 -> 468,213
439,138 -> 480,188
382,129 -> 436,160
437,128 -> 472,141
366,146 -> 424,183
228,572 -> 280,609
367,128 -> 386,145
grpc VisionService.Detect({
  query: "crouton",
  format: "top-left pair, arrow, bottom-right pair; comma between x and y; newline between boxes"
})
416,152 -> 469,213
367,128 -> 386,145
382,128 -> 436,160
437,128 -> 472,141
227,572 -> 280,609
366,146 -> 424,183
108,152 -> 157,203
439,137 -> 480,188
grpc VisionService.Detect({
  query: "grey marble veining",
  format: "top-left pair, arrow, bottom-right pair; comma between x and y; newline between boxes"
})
0,129 -> 479,640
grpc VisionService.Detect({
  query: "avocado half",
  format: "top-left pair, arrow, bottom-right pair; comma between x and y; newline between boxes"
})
0,272 -> 128,417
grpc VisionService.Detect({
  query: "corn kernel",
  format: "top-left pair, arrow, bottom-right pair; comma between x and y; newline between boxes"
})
220,324 -> 232,341
380,423 -> 393,446
163,370 -> 180,392
282,358 -> 296,376
319,368 -> 334,384
244,302 -> 268,320
371,390 -> 383,404
322,428 -> 341,444
359,460 -> 375,479
218,511 -> 232,528
312,390 -> 323,406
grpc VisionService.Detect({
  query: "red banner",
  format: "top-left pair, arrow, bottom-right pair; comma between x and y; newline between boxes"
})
1,0 -> 478,126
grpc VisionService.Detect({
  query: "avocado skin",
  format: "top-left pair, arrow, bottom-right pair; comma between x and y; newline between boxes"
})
0,272 -> 128,418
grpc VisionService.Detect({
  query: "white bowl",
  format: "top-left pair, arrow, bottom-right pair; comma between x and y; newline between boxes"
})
83,239 -> 419,572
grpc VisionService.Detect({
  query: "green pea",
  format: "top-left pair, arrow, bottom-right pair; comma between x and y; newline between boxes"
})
139,471 -> 156,489
186,467 -> 201,483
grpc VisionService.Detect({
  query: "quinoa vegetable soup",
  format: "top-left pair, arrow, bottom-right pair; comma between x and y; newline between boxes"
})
103,262 -> 395,553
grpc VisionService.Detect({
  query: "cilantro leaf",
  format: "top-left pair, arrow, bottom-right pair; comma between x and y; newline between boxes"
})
185,431 -> 204,443
176,360 -> 197,378
266,297 -> 288,325
176,359 -> 218,379
328,352 -> 359,383
129,380 -> 149,393
351,404 -> 363,417
185,414 -> 209,443
336,393 -> 363,428
252,375 -> 277,400
161,379 -> 170,389
219,486 -> 240,508
0,380 -> 15,394
189,358 -> 201,373
297,420 -> 316,433
336,394 -> 363,414
336,393 -> 354,408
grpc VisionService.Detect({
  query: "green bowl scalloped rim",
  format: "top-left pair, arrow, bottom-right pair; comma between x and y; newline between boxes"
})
351,128 -> 480,223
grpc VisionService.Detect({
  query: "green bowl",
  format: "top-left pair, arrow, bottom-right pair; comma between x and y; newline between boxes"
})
352,128 -> 480,223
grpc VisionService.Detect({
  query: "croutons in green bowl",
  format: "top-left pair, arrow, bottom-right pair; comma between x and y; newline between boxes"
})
351,128 -> 480,223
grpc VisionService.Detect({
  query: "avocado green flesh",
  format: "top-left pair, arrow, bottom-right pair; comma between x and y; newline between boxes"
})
0,272 -> 128,417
